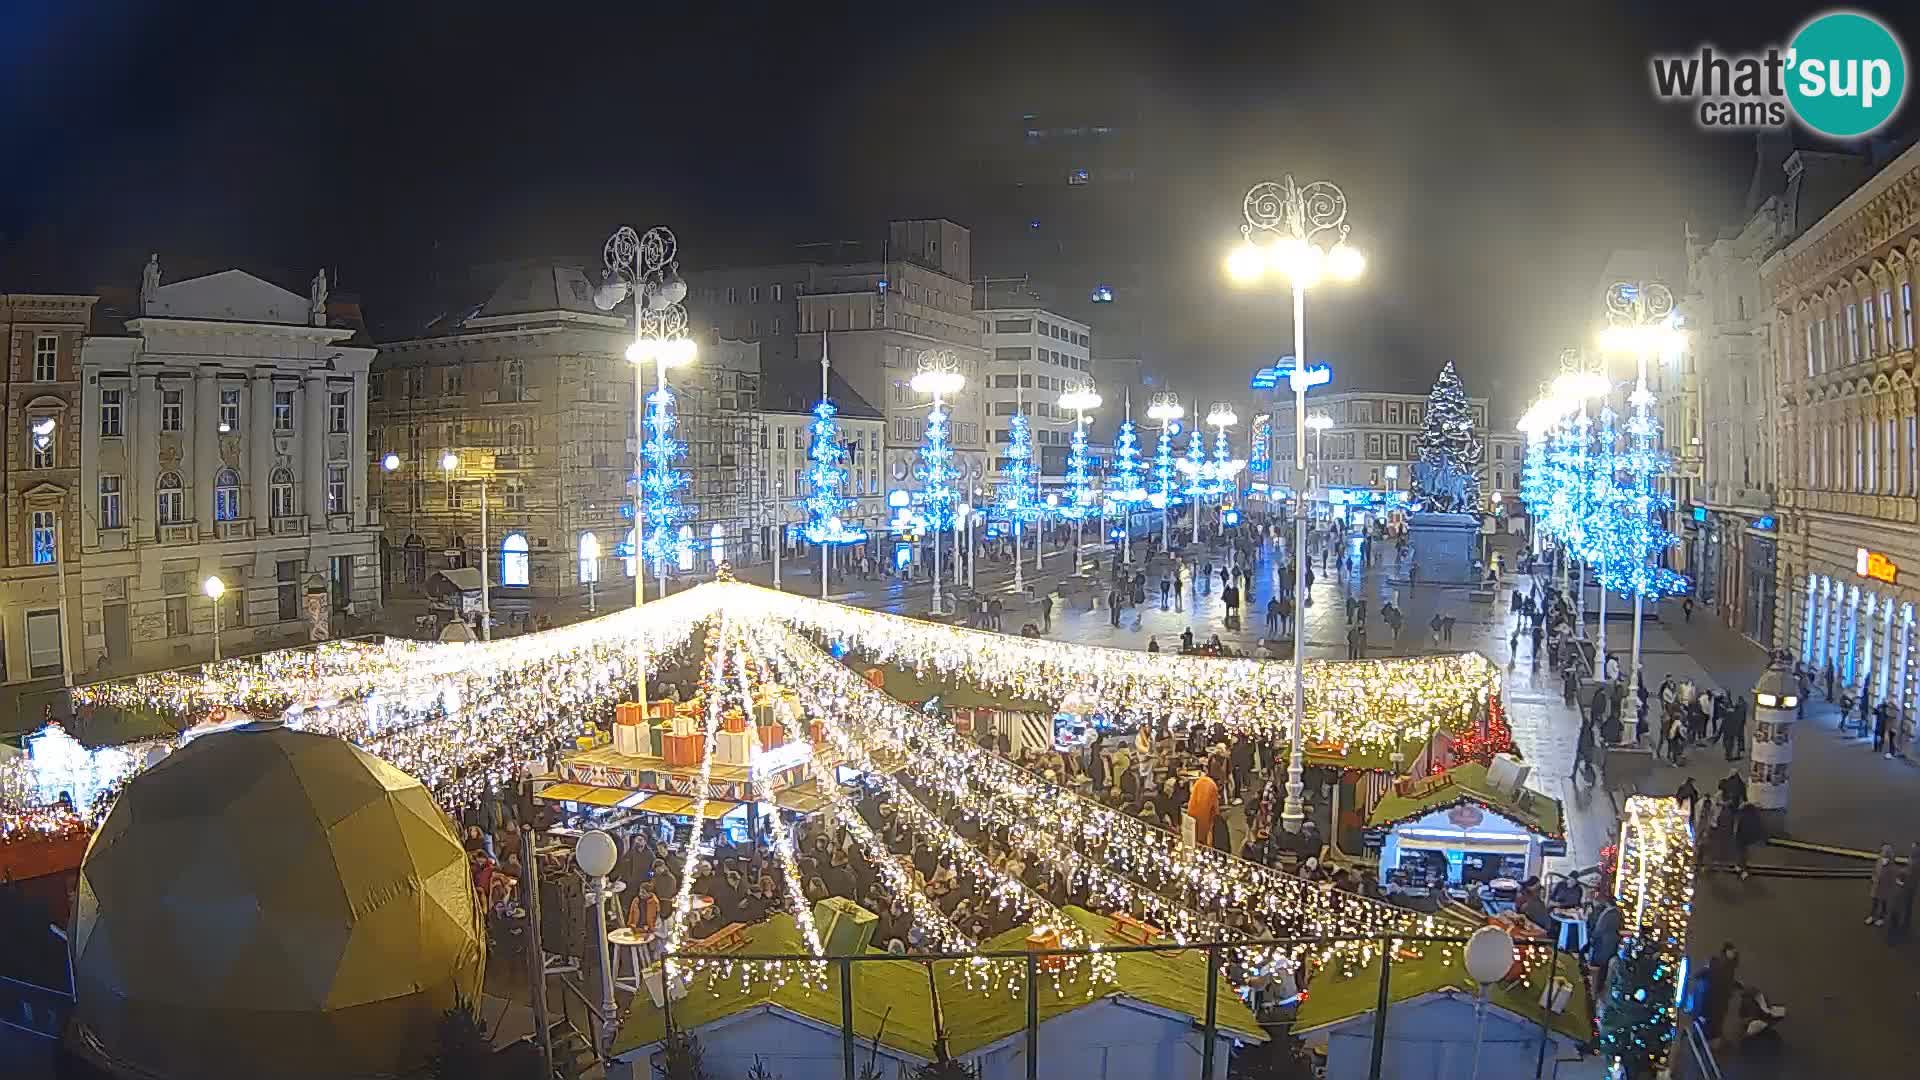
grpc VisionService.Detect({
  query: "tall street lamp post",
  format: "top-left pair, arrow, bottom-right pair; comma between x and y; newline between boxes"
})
203,576 -> 226,663
1227,175 -> 1365,834
1147,393 -> 1184,552
598,224 -> 694,712
1059,383 -> 1103,575
442,451 -> 490,641
1305,413 -> 1333,542
1598,280 -> 1687,701
911,352 -> 965,616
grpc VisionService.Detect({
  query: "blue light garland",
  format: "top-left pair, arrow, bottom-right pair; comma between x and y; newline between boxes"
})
994,412 -> 1043,525
802,399 -> 867,546
916,402 -> 958,533
641,387 -> 689,565
1060,418 -> 1095,522
1150,422 -> 1183,511
1106,418 -> 1148,515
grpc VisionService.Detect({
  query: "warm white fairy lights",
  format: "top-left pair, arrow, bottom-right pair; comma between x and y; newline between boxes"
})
1611,795 -> 1696,1073
715,582 -> 1498,750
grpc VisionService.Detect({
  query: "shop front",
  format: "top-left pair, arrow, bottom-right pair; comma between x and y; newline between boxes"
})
1799,547 -> 1917,743
1365,760 -> 1565,908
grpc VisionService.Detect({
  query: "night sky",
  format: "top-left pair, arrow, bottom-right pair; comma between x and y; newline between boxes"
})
4,0 -> 1915,418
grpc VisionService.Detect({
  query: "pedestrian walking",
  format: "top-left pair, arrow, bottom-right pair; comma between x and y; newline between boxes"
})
1408,564 -> 1418,596
1868,844 -> 1899,926
1265,597 -> 1281,637
1160,574 -> 1172,610
1889,841 -> 1919,942
1683,596 -> 1694,623
1442,614 -> 1456,643
1040,592 -> 1053,634
1107,589 -> 1121,628
1722,697 -> 1746,761
1429,613 -> 1443,648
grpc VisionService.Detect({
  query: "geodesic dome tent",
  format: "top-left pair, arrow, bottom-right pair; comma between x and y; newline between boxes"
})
72,721 -> 485,1079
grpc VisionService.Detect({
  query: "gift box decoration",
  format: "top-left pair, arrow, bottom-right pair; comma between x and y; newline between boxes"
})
647,723 -> 667,757
809,719 -> 827,747
671,714 -> 700,738
663,733 -> 702,767
716,730 -> 752,767
753,701 -> 775,730
646,700 -> 674,720
756,723 -> 785,751
613,721 -> 646,756
616,701 -> 645,727
723,709 -> 747,735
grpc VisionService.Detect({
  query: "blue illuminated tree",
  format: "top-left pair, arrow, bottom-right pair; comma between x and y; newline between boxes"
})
995,412 -> 1043,527
1210,426 -> 1235,497
916,401 -> 958,532
1519,433 -> 1553,525
641,387 -> 690,568
1151,423 -> 1184,514
1060,417 -> 1095,522
802,399 -> 867,545
1181,430 -> 1210,500
1543,411 -> 1589,555
1605,388 -> 1689,597
1576,407 -> 1628,571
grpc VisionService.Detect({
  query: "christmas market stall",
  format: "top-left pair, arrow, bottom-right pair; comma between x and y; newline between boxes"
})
1365,756 -> 1566,906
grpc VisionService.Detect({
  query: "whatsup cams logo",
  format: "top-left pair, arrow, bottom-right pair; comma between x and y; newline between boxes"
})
1651,10 -> 1908,136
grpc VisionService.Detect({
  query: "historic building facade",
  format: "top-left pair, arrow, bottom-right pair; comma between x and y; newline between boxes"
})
77,262 -> 381,675
371,264 -> 763,611
1766,141 -> 1920,744
1,292 -> 96,685
1267,388 -> 1489,507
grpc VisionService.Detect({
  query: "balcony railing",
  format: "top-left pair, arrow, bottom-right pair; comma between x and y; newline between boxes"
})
269,515 -> 308,536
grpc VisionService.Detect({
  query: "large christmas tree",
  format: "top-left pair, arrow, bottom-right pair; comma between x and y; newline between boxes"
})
1410,361 -> 1484,512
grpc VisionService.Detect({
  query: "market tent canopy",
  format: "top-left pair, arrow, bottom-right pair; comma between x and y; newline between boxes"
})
536,783 -> 639,808
612,905 -> 1265,1059
1292,944 -> 1592,1045
427,567 -> 485,594
1366,760 -> 1564,839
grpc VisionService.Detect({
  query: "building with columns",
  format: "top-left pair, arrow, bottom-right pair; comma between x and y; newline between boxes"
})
2,292 -> 97,686
1765,139 -> 1920,748
76,261 -> 380,674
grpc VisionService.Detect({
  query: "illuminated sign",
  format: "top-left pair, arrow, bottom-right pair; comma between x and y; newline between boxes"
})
1276,361 -> 1333,391
750,739 -> 814,778
1248,414 -> 1272,475
1250,366 -> 1280,390
1857,548 -> 1899,584
1752,515 -> 1775,531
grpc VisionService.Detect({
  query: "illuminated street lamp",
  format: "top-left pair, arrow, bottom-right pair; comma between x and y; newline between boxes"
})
911,352 -> 966,615
1057,382 -> 1103,575
1146,392 -> 1185,552
1226,175 -> 1364,835
203,576 -> 226,663
441,451 -> 490,642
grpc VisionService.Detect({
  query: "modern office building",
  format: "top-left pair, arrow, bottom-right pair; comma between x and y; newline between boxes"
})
980,307 -> 1092,485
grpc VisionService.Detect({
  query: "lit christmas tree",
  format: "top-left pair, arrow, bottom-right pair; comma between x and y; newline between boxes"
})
801,399 -> 867,546
1107,417 -> 1148,513
1211,425 -> 1235,497
994,412 -> 1043,527
1519,431 -> 1554,527
915,400 -> 959,534
1608,386 -> 1690,597
1059,416 -> 1095,522
1181,429 -> 1210,499
641,387 -> 689,568
1598,941 -> 1673,1079
1151,423 -> 1184,513
1576,407 -> 1629,573
1543,410 -> 1590,555
1410,361 -> 1484,512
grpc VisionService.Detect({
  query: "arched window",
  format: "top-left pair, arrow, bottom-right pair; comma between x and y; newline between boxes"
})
270,467 -> 296,519
579,532 -> 600,584
506,421 -> 527,452
624,528 -> 638,577
501,532 -> 530,587
504,359 -> 525,401
676,525 -> 695,571
709,523 -> 726,566
214,467 -> 241,522
156,471 -> 185,524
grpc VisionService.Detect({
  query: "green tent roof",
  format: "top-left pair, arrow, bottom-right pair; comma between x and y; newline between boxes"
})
1366,761 -> 1564,838
1292,945 -> 1591,1045
612,906 -> 1267,1059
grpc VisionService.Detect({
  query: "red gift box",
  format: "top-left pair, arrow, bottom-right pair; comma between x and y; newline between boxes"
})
646,700 -> 674,720
809,719 -> 826,747
723,710 -> 747,734
616,702 -> 644,727
663,733 -> 702,767
756,724 -> 784,751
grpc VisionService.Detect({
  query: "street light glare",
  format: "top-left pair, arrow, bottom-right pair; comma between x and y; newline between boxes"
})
1266,236 -> 1324,286
1057,387 -> 1102,411
909,369 -> 965,395
1305,413 -> 1335,432
1205,405 -> 1238,427
1327,244 -> 1366,282
1225,243 -> 1266,284
1552,371 -> 1609,401
202,576 -> 225,599
440,451 -> 460,472
382,452 -> 401,472
1597,323 -> 1687,357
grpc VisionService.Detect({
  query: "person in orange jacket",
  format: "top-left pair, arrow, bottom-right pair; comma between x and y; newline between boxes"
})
1187,769 -> 1220,849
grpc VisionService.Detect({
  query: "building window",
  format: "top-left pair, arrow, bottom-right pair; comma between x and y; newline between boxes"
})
1806,321 -> 1818,376
99,475 -> 122,529
219,388 -> 241,431
156,471 -> 185,524
506,421 -> 527,451
445,367 -> 463,395
710,523 -> 726,566
1864,298 -> 1878,355
1904,283 -> 1915,351
503,478 -> 526,511
579,532 -> 600,583
165,596 -> 189,638
100,389 -> 123,436
504,359 -> 525,401
161,389 -> 183,432
214,467 -> 241,521
1848,303 -> 1861,362
274,390 -> 296,431
29,418 -> 55,468
747,285 -> 760,303
30,510 -> 55,565
1883,288 -> 1897,352
501,532 -> 530,587
770,283 -> 782,302
447,479 -> 464,510
32,335 -> 57,382
326,465 -> 348,514
270,467 -> 296,518
624,528 -> 638,577
276,559 -> 301,621
329,390 -> 349,433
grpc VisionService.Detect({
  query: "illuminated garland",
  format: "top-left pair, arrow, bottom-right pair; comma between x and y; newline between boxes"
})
734,635 -> 829,985
915,400 -> 957,535
1604,795 -> 1696,1076
641,385 -> 690,566
1150,423 -> 1183,512
1107,418 -> 1147,515
803,398 -> 867,545
1060,417 -> 1095,523
661,618 -> 730,981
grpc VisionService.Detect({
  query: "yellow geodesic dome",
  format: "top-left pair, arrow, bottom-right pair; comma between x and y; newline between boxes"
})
72,721 -> 485,1079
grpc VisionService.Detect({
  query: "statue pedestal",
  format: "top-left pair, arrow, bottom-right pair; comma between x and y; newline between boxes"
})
1405,512 -> 1481,585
